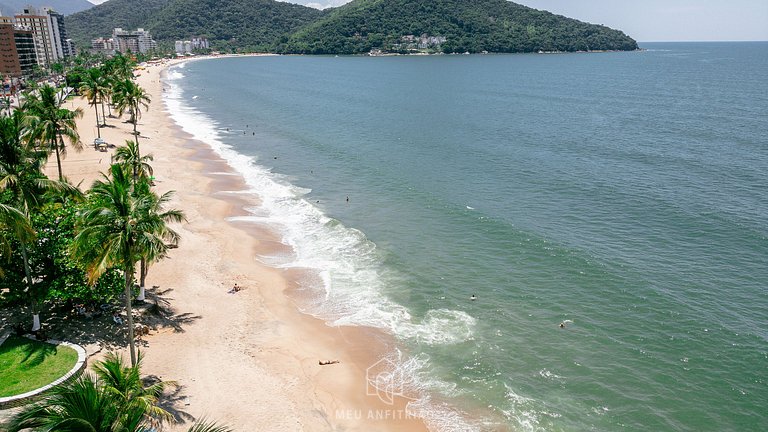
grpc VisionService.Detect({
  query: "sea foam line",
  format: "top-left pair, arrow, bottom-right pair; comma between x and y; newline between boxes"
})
163,64 -> 481,431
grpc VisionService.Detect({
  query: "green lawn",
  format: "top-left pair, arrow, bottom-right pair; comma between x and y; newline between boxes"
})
0,336 -> 78,397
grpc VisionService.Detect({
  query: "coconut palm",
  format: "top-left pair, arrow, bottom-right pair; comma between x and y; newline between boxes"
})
72,165 -> 184,366
113,79 -> 150,150
5,352 -> 231,432
113,140 -> 159,300
6,372 -> 125,432
79,68 -> 107,137
113,139 -> 153,184
92,352 -> 173,426
23,84 -> 83,180
134,178 -> 183,301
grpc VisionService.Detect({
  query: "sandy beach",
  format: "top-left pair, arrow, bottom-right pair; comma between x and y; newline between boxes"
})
45,57 -> 430,432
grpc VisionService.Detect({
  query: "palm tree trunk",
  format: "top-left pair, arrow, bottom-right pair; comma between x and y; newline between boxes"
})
137,259 -> 146,301
93,102 -> 101,138
100,100 -> 107,126
19,243 -> 39,331
133,119 -> 140,156
53,138 -> 63,181
124,266 -> 137,367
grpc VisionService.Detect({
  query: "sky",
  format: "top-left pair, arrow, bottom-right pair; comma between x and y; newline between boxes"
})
86,0 -> 768,42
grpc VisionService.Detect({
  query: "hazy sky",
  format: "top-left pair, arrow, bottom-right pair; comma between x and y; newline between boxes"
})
87,0 -> 768,42
286,0 -> 768,42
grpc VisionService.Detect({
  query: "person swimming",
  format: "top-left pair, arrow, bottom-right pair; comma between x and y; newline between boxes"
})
470,294 -> 477,301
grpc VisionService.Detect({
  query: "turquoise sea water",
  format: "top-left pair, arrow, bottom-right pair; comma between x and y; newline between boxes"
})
164,42 -> 768,431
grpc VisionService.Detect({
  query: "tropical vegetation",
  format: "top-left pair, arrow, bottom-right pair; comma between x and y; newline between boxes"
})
0,51 -> 226,429
64,0 -> 637,54
4,352 -> 232,432
282,0 -> 639,54
72,164 -> 184,366
1,53 -> 182,358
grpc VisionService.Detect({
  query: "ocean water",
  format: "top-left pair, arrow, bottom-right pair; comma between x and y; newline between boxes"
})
163,42 -> 768,431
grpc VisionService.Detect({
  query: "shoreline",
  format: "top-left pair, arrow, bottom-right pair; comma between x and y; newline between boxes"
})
45,56 -> 431,431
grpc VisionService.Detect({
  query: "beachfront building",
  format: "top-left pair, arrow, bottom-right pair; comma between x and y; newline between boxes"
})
113,28 -> 157,54
91,37 -> 114,55
175,37 -> 209,55
12,7 -> 72,68
0,16 -> 37,77
43,8 -> 72,59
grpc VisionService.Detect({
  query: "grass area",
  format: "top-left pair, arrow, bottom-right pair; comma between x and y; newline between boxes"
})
0,336 -> 78,398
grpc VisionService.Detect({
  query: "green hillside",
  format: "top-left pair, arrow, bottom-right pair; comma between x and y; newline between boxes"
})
65,0 -> 638,55
147,0 -> 323,52
65,0 -> 172,48
280,0 -> 638,54
65,0 -> 322,52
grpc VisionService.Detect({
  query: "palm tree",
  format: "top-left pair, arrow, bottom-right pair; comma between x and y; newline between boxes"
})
5,352 -> 231,432
72,165 -> 184,366
23,84 -> 84,181
113,139 -> 153,184
0,110 -> 77,330
79,68 -> 106,138
93,352 -> 173,426
113,79 -> 150,150
112,141 -> 159,301
0,203 -> 33,278
6,372 -> 125,432
135,179 -> 183,301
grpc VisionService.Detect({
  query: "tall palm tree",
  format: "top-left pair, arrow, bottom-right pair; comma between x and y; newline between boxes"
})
23,84 -> 84,181
113,79 -> 150,151
5,352 -> 231,432
112,141 -> 159,301
0,110 -> 77,330
79,68 -> 106,138
135,179 -> 183,301
72,165 -> 184,366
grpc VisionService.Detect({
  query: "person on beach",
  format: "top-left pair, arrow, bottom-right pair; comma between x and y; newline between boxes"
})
319,360 -> 340,365
228,283 -> 242,294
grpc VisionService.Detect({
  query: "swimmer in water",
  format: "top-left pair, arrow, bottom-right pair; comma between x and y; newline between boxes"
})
470,294 -> 477,301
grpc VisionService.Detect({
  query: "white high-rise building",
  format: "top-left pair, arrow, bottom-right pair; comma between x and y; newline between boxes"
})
175,37 -> 210,54
13,7 -> 71,67
113,28 -> 157,54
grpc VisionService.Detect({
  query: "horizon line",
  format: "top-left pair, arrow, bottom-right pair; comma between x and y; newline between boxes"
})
638,39 -> 768,43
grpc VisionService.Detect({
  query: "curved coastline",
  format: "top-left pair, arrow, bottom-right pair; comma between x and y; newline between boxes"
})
151,56 -> 436,431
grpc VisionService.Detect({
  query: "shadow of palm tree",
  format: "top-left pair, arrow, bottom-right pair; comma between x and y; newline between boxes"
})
142,287 -> 201,333
18,338 -> 58,367
144,376 -> 196,424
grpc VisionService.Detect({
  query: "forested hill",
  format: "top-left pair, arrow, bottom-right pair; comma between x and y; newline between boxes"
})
146,0 -> 323,52
65,0 -> 322,52
65,0 -> 172,48
65,0 -> 638,55
280,0 -> 639,54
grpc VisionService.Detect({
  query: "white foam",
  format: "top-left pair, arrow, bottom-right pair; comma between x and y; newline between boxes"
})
163,66 -> 481,428
502,383 -> 554,432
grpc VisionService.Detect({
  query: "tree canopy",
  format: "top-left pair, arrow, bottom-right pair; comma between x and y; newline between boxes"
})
65,0 -> 637,55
